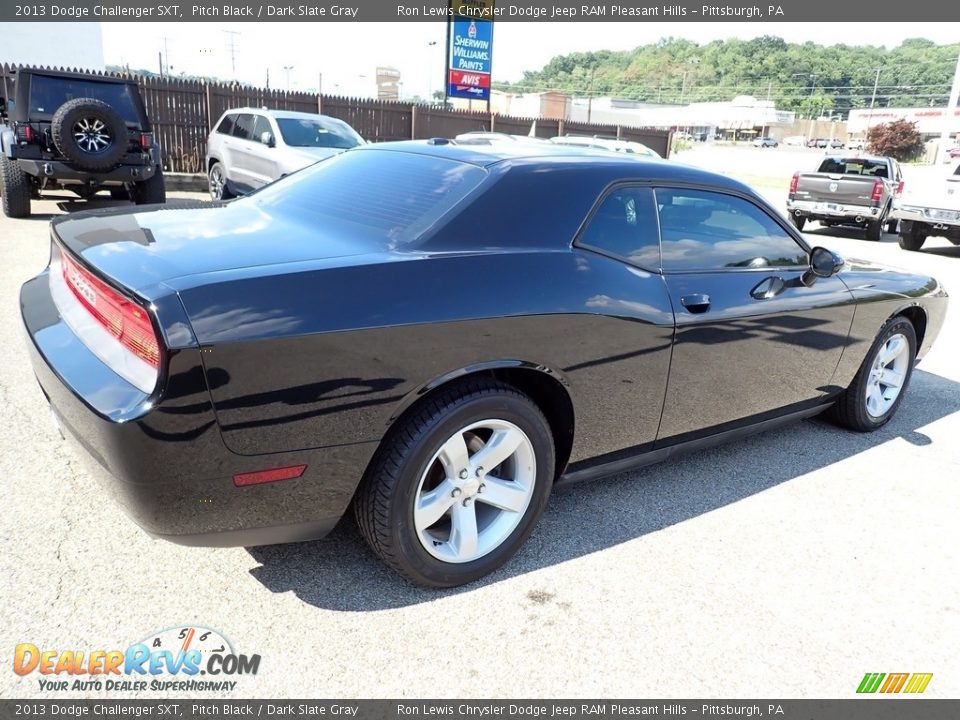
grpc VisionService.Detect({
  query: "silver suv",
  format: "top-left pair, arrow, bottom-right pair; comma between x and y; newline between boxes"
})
205,108 -> 364,200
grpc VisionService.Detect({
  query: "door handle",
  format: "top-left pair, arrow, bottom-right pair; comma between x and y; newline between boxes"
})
680,293 -> 711,313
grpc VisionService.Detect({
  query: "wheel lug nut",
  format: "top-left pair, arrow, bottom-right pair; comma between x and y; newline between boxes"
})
475,466 -> 484,477
451,488 -> 462,498
463,497 -> 473,507
478,483 -> 485,494
458,469 -> 468,480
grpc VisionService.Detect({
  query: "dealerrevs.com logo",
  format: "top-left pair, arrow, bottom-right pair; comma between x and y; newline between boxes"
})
13,626 -> 260,692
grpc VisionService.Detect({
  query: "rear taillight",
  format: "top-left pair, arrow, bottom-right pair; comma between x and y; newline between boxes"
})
139,132 -> 152,149
789,172 -> 799,195
15,123 -> 34,143
871,179 -> 884,205
895,181 -> 905,197
59,250 -> 161,368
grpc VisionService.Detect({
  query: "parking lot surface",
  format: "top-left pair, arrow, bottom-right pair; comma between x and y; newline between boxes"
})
1,176 -> 958,699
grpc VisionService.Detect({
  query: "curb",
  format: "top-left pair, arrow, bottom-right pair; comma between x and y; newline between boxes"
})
164,172 -> 207,193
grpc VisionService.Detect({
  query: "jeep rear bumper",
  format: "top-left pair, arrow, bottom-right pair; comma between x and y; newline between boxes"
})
17,159 -> 159,186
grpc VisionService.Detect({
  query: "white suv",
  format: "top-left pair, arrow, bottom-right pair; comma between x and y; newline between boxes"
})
205,108 -> 364,199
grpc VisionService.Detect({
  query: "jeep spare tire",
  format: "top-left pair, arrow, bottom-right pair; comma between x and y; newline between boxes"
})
51,98 -> 128,172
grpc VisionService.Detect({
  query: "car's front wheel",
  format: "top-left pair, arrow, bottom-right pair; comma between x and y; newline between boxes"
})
354,379 -> 555,587
832,317 -> 917,432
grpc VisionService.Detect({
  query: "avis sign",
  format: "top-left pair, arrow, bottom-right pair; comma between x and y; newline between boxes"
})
447,3 -> 494,100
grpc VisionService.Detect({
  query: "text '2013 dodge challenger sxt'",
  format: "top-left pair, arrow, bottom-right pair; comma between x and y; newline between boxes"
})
21,142 -> 948,587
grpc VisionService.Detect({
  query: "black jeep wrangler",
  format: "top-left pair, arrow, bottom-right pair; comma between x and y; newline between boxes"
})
0,68 -> 165,218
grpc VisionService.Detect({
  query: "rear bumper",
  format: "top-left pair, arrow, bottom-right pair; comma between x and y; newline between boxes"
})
17,158 -> 158,186
893,205 -> 960,232
20,269 -> 375,547
786,199 -> 883,222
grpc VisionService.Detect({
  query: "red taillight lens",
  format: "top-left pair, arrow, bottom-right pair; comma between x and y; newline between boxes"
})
60,251 -> 161,367
895,181 -> 905,197
139,132 -> 152,149
16,123 -> 34,143
233,465 -> 307,487
789,172 -> 799,195
871,179 -> 884,204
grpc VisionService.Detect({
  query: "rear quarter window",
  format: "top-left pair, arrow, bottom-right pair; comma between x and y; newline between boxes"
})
251,149 -> 487,247
216,114 -> 237,135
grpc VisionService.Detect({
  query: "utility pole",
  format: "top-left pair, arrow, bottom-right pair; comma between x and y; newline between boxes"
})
158,51 -> 163,78
283,65 -> 294,93
222,30 -> 241,77
937,53 -> 960,164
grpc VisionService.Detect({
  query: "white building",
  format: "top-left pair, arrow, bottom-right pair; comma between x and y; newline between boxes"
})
0,22 -> 105,70
848,106 -> 960,137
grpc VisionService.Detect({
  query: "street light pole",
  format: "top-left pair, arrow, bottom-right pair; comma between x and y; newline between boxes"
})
427,41 -> 437,102
283,65 -> 294,93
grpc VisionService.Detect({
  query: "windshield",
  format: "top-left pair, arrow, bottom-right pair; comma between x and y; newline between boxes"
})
251,149 -> 487,247
28,76 -> 140,123
276,117 -> 363,149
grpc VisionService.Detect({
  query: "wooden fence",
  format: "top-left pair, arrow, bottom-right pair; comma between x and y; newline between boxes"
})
2,63 -> 672,173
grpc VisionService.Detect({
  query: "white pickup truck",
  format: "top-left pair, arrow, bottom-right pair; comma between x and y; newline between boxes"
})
893,163 -> 960,251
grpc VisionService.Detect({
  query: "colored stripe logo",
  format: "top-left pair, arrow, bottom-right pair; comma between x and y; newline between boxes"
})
857,672 -> 933,694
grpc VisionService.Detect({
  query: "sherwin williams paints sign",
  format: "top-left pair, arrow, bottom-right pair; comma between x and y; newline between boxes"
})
447,0 -> 495,100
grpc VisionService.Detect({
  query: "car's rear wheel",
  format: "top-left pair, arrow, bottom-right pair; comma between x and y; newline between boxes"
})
831,317 -> 917,432
208,162 -> 233,201
131,167 -> 166,205
789,214 -> 806,231
899,225 -> 926,251
109,186 -> 130,201
0,155 -> 32,218
354,379 -> 555,587
865,218 -> 883,242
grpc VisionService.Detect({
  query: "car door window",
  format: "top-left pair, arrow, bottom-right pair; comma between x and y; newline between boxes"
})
232,114 -> 255,141
252,115 -> 273,144
576,187 -> 661,270
216,114 -> 236,135
656,189 -> 808,271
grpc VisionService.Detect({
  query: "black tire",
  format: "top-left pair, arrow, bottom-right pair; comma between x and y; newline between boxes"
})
208,161 -> 233,200
789,214 -> 806,231
899,226 -> 926,251
886,218 -> 898,234
131,167 -> 166,205
0,155 -> 32,218
831,317 -> 917,432
51,98 -> 128,172
109,187 -> 130,200
354,378 -> 555,588
865,219 -> 883,242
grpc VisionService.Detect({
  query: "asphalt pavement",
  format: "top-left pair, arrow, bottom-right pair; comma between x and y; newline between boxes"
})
1,175 -> 958,699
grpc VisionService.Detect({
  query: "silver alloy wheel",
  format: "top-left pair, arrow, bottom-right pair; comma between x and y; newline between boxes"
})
209,166 -> 225,200
72,117 -> 112,153
865,332 -> 910,418
413,419 -> 536,564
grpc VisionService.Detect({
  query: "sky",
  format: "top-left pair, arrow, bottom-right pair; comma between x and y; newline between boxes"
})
99,22 -> 960,99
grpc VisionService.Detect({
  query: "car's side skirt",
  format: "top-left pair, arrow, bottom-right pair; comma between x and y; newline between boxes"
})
556,401 -> 835,486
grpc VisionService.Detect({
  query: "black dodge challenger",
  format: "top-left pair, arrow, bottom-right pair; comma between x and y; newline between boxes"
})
21,142 -> 948,587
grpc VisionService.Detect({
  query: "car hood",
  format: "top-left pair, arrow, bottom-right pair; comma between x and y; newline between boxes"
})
50,198 -> 383,295
284,146 -> 348,163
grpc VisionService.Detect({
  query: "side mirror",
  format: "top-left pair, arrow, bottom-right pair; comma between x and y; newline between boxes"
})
809,246 -> 845,278
260,131 -> 275,147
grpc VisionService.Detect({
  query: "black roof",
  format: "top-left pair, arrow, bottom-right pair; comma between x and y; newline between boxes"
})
12,67 -> 138,85
357,140 -> 755,196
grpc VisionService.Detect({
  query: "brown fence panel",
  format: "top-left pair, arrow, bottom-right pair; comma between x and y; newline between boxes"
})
414,106 -> 493,139
320,96 -> 412,142
1,62 -> 673,169
619,127 -> 672,159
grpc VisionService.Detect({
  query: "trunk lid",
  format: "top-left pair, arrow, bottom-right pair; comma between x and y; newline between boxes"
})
50,199 -> 384,295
